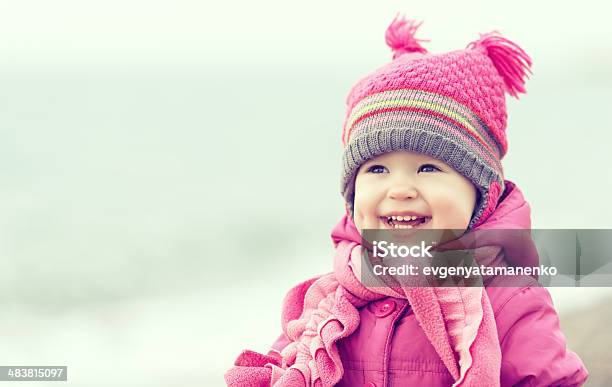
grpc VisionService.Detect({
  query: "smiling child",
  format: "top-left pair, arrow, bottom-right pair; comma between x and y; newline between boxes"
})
225,14 -> 588,387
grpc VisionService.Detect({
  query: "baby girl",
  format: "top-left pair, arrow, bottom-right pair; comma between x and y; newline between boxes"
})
225,14 -> 588,387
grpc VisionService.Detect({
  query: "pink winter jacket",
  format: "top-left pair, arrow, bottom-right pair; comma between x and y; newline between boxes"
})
270,182 -> 588,386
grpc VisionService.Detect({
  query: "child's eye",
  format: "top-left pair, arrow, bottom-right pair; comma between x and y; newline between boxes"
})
418,164 -> 441,173
367,165 -> 388,174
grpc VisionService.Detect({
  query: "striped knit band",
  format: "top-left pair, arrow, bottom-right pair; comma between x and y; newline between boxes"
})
341,89 -> 505,229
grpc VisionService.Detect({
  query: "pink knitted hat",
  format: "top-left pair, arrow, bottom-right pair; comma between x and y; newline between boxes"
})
341,14 -> 532,228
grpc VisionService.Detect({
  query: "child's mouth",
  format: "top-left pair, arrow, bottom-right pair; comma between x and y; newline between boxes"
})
380,215 -> 431,229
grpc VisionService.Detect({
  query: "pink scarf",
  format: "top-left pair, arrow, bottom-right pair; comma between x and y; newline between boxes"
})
226,181 -> 534,387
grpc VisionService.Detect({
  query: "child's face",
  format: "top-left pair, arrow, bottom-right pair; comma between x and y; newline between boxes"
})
353,150 -> 477,231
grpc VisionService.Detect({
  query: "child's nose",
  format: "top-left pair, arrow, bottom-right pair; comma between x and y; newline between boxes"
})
387,182 -> 419,200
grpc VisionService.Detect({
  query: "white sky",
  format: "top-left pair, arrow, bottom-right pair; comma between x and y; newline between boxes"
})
0,0 -> 610,68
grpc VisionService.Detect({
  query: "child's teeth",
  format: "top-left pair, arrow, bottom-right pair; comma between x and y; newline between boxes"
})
391,215 -> 420,222
393,224 -> 413,229
385,214 -> 431,228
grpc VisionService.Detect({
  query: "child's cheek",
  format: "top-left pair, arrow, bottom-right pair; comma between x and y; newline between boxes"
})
353,207 -> 365,231
439,201 -> 471,229
352,186 -> 367,230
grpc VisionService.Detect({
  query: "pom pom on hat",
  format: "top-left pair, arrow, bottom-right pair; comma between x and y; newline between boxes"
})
385,13 -> 429,59
468,32 -> 533,98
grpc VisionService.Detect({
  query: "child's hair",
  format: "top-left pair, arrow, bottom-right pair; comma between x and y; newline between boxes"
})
340,14 -> 532,229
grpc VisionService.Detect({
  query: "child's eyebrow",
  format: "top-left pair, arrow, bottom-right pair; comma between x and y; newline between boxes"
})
416,156 -> 441,164
421,159 -> 441,165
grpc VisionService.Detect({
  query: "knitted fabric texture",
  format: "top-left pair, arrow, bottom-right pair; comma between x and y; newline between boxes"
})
340,14 -> 532,228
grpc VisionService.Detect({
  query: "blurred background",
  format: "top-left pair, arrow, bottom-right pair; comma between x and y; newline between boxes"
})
1,0 -> 611,385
